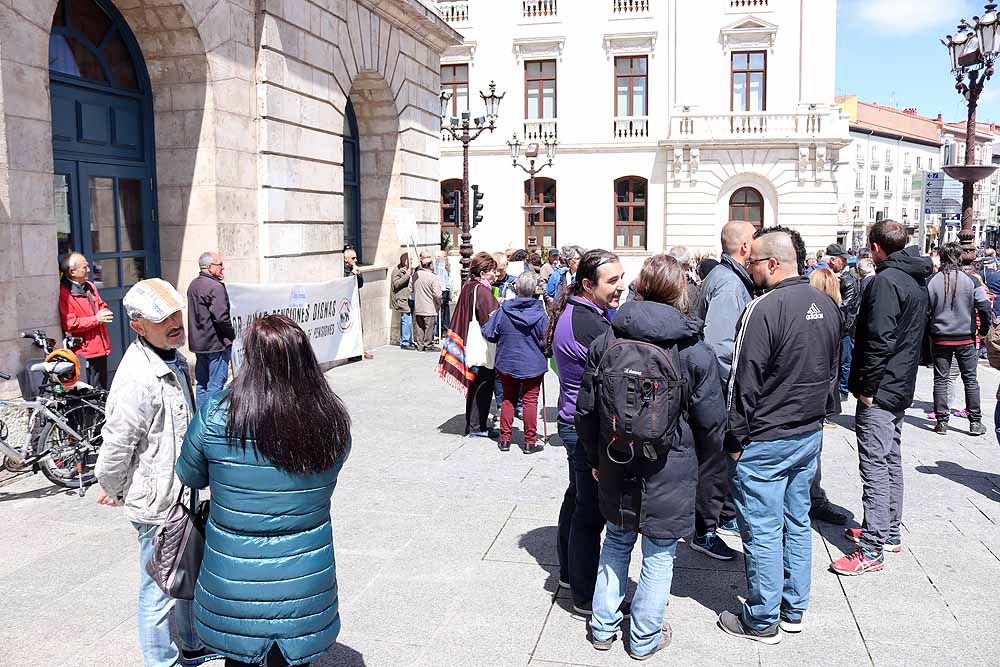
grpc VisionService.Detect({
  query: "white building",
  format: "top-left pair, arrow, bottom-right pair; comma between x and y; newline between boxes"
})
835,97 -> 942,251
435,0 -> 849,275
940,121 -> 996,247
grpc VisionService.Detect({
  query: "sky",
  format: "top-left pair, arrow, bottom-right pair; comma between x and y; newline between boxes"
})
836,0 -> 1000,124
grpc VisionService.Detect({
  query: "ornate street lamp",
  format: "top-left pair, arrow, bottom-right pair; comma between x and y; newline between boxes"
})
941,4 -> 1000,256
441,82 -> 504,283
507,132 -> 557,248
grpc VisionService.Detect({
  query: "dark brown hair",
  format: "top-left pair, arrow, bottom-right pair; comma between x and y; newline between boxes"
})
869,220 -> 907,255
225,315 -> 350,474
469,251 -> 497,278
939,241 -> 963,307
397,253 -> 409,269
634,254 -> 690,313
544,249 -> 618,356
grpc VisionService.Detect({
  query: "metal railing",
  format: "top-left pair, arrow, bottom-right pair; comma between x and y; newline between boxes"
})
524,0 -> 557,18
436,0 -> 469,23
730,0 -> 767,8
672,110 -> 835,141
523,118 -> 557,141
885,160 -> 894,171
613,116 -> 649,140
613,0 -> 649,13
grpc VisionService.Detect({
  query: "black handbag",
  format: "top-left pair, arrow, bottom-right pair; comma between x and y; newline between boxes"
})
144,486 -> 209,600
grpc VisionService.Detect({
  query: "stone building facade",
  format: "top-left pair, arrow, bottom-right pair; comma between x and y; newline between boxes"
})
0,0 -> 458,394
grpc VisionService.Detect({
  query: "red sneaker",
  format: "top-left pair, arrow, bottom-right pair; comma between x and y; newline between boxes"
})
844,528 -> 902,553
831,548 -> 884,576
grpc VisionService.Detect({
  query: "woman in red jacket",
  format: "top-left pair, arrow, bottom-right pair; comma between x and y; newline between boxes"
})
58,252 -> 113,388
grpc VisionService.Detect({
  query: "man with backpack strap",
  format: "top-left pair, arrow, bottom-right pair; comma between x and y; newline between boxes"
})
717,229 -> 841,644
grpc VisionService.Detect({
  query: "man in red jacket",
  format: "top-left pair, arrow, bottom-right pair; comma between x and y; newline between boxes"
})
58,252 -> 113,388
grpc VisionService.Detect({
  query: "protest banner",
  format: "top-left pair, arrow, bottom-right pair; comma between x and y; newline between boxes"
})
227,278 -> 363,368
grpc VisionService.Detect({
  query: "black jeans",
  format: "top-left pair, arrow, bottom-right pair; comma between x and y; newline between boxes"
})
82,354 -> 108,390
225,646 -> 303,667
932,343 -> 982,422
556,419 -> 604,607
694,434 -> 732,536
465,366 -> 496,433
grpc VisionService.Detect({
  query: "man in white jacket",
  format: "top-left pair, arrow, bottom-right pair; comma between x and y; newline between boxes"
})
95,278 -> 220,667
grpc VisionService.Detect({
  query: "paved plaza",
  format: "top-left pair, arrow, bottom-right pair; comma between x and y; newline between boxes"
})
1,346 -> 999,667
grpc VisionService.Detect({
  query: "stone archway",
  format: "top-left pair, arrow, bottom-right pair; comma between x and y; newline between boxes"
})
348,71 -> 401,269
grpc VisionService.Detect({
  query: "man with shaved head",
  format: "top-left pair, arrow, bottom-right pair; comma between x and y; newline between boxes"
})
717,227 -> 841,644
688,221 -> 757,562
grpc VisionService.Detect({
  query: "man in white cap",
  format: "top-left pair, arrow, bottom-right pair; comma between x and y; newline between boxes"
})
95,278 -> 220,667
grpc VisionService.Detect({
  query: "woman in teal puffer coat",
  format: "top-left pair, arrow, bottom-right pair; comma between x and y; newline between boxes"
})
176,314 -> 351,667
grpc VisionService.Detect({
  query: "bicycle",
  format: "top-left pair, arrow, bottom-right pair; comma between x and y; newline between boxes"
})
0,330 -> 107,492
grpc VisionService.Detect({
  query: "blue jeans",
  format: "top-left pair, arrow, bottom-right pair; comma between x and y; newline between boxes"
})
995,402 -> 1000,446
839,335 -> 853,396
195,349 -> 231,407
728,430 -> 821,630
591,523 -> 677,656
400,311 -> 413,347
555,420 -> 604,606
133,522 -> 201,667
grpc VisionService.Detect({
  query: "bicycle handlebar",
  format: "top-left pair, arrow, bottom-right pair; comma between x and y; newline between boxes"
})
0,371 -> 10,381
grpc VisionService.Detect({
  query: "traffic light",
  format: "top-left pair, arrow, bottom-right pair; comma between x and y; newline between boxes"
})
472,184 -> 484,228
445,188 -> 461,225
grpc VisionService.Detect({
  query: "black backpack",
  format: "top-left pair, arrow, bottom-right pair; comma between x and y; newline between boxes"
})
592,339 -> 687,464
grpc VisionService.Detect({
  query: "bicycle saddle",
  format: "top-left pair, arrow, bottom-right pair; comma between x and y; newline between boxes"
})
31,360 -> 75,375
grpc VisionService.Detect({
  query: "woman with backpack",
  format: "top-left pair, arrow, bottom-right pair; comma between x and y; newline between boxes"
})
482,271 -> 549,453
175,314 -> 352,666
927,242 -> 993,435
575,254 -> 726,660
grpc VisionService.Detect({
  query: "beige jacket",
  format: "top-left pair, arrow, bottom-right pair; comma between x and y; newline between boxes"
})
95,338 -> 194,525
411,266 -> 443,317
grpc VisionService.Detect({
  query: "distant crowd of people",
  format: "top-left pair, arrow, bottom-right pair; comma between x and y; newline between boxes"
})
435,219 -> 996,658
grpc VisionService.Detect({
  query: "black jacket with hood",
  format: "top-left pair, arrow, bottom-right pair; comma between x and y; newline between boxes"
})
849,246 -> 933,413
725,276 -> 842,453
575,301 -> 726,540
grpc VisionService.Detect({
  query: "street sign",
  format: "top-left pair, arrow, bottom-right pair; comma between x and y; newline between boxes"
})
922,171 -> 962,216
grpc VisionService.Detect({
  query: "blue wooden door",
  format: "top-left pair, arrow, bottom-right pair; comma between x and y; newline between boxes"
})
49,0 -> 159,373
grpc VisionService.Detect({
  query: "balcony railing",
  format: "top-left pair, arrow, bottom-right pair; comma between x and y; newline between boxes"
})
885,160 -> 894,171
436,0 -> 468,23
524,0 -> 557,18
856,153 -> 865,166
902,190 -> 911,200
884,190 -> 893,199
854,187 -> 865,197
730,0 -> 767,8
871,157 -> 880,168
671,110 -> 837,142
524,118 -> 557,141
903,162 -> 912,173
613,116 -> 649,140
869,188 -> 879,198
613,0 -> 649,13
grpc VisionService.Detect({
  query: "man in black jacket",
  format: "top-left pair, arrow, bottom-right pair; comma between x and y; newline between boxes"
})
832,221 -> 932,576
826,244 -> 861,399
717,229 -> 841,645
187,251 -> 236,406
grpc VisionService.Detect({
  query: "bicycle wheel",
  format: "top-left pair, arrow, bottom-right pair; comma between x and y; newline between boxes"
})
38,400 -> 105,488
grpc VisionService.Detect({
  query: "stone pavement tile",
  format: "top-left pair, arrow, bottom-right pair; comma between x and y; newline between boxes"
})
331,549 -> 391,605
0,523 -> 125,596
332,479 -> 442,517
483,516 -> 560,567
312,637 -> 423,667
343,574 -> 462,646
427,561 -> 554,655
865,640 -> 988,667
415,643 -> 531,667
74,615 -> 142,667
331,510 -> 436,559
907,542 -> 1000,599
512,499 -> 564,522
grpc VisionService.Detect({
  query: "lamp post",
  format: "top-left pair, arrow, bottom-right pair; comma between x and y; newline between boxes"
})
507,133 -> 557,249
440,82 -> 504,283
942,3 -> 1000,257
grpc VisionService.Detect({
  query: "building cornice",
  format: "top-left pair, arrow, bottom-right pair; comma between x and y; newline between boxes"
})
849,125 -> 943,149
719,15 -> 777,52
512,36 -> 566,62
364,0 -> 463,52
602,31 -> 658,59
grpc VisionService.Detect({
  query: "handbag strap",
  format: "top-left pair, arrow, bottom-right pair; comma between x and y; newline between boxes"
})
174,485 -> 196,512
471,284 -> 478,325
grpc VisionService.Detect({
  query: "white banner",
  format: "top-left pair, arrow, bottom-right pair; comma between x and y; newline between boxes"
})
227,278 -> 363,369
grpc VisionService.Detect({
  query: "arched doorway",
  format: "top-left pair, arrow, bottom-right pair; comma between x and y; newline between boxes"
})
49,0 -> 159,369
343,98 -> 361,260
729,186 -> 764,229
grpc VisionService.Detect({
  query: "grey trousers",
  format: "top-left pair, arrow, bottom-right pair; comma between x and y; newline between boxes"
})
932,343 -> 982,422
855,402 -> 904,554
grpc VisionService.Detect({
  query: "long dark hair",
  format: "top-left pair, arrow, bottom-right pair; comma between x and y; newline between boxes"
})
939,241 -> 963,307
225,315 -> 351,474
544,249 -> 618,357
